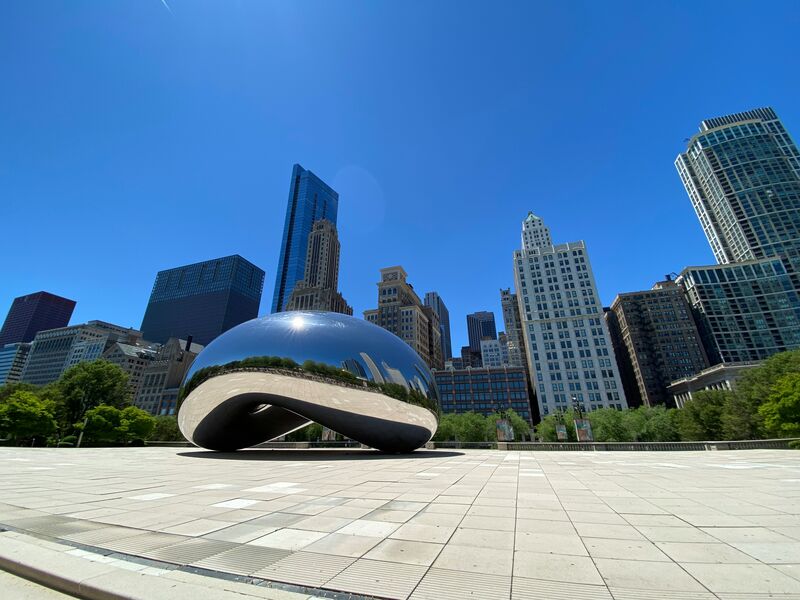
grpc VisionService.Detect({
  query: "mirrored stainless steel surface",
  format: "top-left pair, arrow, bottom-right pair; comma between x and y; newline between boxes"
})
178,311 -> 440,453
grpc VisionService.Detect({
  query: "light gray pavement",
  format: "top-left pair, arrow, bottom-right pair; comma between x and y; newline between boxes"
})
1,447 -> 800,599
0,568 -> 77,599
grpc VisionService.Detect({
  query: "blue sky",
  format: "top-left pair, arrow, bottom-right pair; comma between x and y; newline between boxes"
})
1,1 -> 799,353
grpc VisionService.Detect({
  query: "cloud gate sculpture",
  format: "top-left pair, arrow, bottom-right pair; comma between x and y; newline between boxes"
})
177,311 -> 440,453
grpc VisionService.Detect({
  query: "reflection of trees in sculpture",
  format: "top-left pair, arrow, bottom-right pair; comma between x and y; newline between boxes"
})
179,355 -> 439,415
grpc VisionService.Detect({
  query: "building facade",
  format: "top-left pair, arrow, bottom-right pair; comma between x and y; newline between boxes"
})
466,311 -> 497,353
272,164 -> 339,313
424,291 -> 452,361
607,278 -> 710,408
667,362 -> 760,409
433,366 -> 535,425
285,219 -> 352,314
500,288 -> 527,368
0,342 -> 31,385
480,335 -> 510,368
21,321 -> 142,386
0,291 -> 76,346
676,107 -> 800,283
102,342 -> 159,400
674,107 -> 800,365
363,266 -> 443,369
513,212 -> 627,417
677,259 -> 800,364
135,338 -> 203,416
140,254 -> 264,346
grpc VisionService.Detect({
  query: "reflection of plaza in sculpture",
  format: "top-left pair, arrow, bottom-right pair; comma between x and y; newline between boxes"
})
178,312 -> 440,453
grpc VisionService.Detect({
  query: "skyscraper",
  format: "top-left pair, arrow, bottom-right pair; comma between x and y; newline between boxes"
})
513,212 -> 627,417
272,164 -> 339,313
424,292 -> 452,360
285,219 -> 352,314
0,291 -> 76,346
676,107 -> 800,281
675,108 -> 800,363
607,277 -> 710,407
466,311 -> 497,352
363,266 -> 443,369
140,255 -> 264,346
500,288 -> 527,368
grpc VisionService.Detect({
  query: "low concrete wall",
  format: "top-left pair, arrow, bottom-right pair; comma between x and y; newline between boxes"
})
430,438 -> 800,451
146,438 -> 799,451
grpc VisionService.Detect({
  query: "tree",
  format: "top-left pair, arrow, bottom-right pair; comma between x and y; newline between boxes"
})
676,389 -> 728,440
587,408 -> 629,442
455,412 -> 488,442
0,382 -> 38,403
0,391 -> 57,445
78,405 -> 122,444
505,409 -> 532,441
733,349 -> 800,437
58,360 -> 130,426
636,406 -> 680,442
118,406 -> 155,442
151,415 -> 184,441
759,373 -> 800,438
433,414 -> 458,441
77,405 -> 155,445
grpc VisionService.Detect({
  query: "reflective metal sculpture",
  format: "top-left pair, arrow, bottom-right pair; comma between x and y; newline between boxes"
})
178,311 -> 439,453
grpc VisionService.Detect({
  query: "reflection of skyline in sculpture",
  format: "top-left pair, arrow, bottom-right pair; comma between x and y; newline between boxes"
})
178,311 -> 439,453
382,361 -> 410,389
358,352 -> 385,384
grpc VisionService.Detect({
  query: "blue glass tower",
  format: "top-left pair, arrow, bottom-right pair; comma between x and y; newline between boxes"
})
271,164 -> 339,313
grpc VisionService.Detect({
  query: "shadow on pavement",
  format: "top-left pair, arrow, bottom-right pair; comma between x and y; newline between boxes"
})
177,449 -> 464,461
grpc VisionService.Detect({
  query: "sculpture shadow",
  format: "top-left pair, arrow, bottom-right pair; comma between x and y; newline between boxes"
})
177,449 -> 464,461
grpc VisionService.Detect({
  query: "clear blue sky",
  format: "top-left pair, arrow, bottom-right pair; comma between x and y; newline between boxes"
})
2,1 -> 799,353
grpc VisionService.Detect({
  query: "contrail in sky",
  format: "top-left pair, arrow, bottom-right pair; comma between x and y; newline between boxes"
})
160,0 -> 173,13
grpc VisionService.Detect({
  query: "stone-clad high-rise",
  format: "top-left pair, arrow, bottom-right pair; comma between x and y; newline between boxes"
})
285,219 -> 352,315
513,212 -> 627,417
364,266 -> 443,370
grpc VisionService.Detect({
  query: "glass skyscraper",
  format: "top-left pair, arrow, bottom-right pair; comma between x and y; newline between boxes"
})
675,108 -> 800,363
676,107 -> 800,281
271,164 -> 339,313
140,255 -> 264,346
0,291 -> 76,346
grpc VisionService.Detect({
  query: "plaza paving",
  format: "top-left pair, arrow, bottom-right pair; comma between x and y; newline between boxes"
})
1,447 -> 800,599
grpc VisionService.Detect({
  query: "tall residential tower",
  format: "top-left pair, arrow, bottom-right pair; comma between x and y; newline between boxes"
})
675,108 -> 800,363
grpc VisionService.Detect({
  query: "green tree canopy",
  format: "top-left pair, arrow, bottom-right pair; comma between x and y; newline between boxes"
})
759,373 -> 800,438
0,391 -> 57,445
676,389 -> 728,441
0,382 -> 38,403
151,415 -> 184,441
77,405 -> 156,445
58,360 -> 130,425
118,406 -> 156,442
